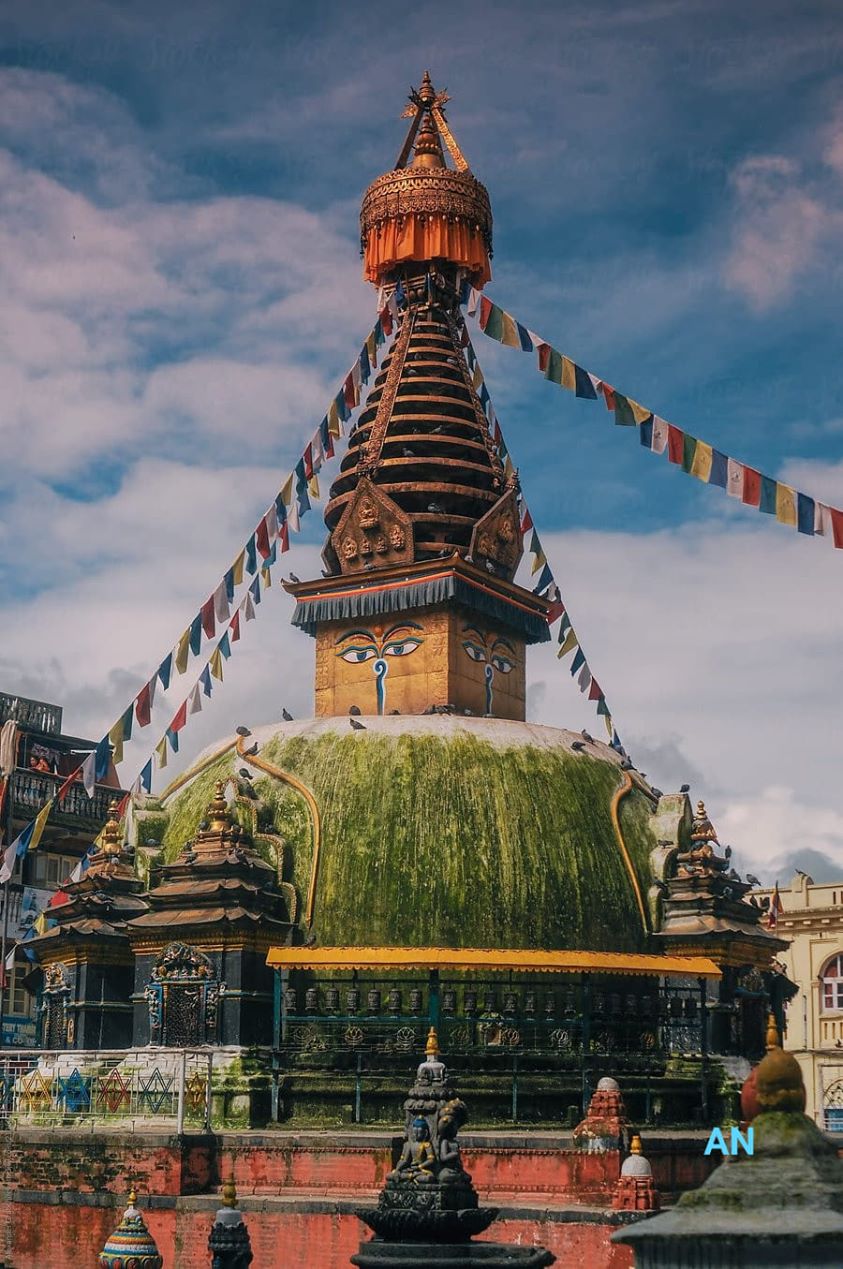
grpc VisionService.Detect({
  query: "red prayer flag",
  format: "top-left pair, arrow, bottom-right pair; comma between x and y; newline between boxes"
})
343,373 -> 356,410
830,507 -> 843,548
279,520 -> 290,553
170,701 -> 187,734
601,383 -> 616,411
546,599 -> 565,624
230,610 -> 241,643
492,420 -> 503,447
324,430 -> 335,460
478,295 -> 493,330
135,681 -> 152,728
667,425 -> 684,465
520,508 -> 533,534
114,792 -> 130,818
56,766 -> 82,801
48,890 -> 68,909
303,443 -> 314,481
537,343 -> 550,374
380,306 -> 393,337
200,598 -> 216,639
255,516 -> 271,560
742,466 -> 761,507
588,678 -> 603,702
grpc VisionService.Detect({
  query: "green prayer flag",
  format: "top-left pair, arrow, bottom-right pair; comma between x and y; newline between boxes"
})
682,433 -> 698,474
613,392 -> 637,426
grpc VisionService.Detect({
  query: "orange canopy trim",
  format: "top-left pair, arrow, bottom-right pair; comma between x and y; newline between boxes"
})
266,945 -> 721,979
364,217 -> 491,287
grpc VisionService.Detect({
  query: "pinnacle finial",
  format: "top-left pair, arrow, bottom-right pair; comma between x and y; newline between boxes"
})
630,1133 -> 642,1155
206,780 -> 230,831
222,1176 -> 237,1208
128,1184 -> 137,1207
425,1025 -> 440,1059
101,801 -> 123,855
766,1011 -> 781,1050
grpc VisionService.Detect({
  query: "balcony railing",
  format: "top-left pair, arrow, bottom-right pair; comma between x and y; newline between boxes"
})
0,693 -> 62,737
9,768 -> 124,829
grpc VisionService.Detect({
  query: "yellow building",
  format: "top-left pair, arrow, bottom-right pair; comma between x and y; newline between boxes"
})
756,873 -> 843,1129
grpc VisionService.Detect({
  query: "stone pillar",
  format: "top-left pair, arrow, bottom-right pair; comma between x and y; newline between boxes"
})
209,1178 -> 254,1269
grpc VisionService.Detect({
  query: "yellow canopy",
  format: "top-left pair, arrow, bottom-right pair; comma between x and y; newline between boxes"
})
266,945 -> 721,979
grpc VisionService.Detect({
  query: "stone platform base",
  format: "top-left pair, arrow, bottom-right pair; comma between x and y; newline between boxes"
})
352,1239 -> 556,1267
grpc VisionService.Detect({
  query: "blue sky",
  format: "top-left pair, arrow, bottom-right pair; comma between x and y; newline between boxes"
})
1,1 -> 843,881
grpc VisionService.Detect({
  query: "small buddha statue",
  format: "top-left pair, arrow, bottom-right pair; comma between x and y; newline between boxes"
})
415,1025 -> 447,1084
388,1117 -> 437,1185
437,1098 -> 470,1183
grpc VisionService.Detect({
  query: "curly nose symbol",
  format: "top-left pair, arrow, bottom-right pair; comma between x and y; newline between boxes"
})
484,663 -> 494,715
374,658 -> 388,716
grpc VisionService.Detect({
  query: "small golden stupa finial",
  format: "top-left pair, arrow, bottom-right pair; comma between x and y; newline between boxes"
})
101,801 -> 123,855
128,1184 -> 137,1207
691,800 -> 718,843
413,111 -> 444,168
207,780 -> 230,832
425,1026 -> 440,1059
766,1011 -> 781,1051
629,1133 -> 642,1155
222,1176 -> 237,1208
418,69 -> 435,106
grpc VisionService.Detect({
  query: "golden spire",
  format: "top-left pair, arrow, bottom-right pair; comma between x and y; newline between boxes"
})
629,1133 -> 642,1155
128,1184 -> 137,1207
766,1011 -> 781,1050
101,801 -> 123,855
412,111 -> 444,168
207,780 -> 230,832
222,1176 -> 237,1208
691,800 -> 718,843
425,1025 -> 440,1059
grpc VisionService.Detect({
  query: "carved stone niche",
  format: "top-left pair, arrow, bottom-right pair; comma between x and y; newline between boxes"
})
469,489 -> 523,580
329,476 -> 415,576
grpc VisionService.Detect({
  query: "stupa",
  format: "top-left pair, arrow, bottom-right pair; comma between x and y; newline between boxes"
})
73,73 -> 789,1126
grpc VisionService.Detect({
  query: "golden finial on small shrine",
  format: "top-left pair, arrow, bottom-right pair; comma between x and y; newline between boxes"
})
101,801 -> 123,855
207,780 -> 230,831
222,1176 -> 237,1208
629,1133 -> 642,1155
128,1184 -> 137,1207
766,1011 -> 781,1051
425,1026 -> 440,1059
691,800 -> 718,842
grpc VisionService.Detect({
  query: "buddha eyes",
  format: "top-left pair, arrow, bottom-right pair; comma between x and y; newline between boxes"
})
462,641 -> 487,663
462,641 -> 515,672
339,646 -> 378,663
383,638 -> 422,657
491,654 -> 515,674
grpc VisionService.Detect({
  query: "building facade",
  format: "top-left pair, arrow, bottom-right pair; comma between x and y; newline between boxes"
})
756,873 -> 843,1129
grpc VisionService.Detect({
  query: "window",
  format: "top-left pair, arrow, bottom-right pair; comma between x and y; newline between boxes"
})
821,954 -> 843,1012
25,853 -> 77,889
7,966 -> 35,1019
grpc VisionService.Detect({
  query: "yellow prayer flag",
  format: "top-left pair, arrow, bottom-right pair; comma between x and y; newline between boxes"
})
34,912 -> 48,935
776,483 -> 797,527
210,647 -> 224,681
155,737 -> 168,770
561,357 -> 576,392
231,550 -> 245,587
281,474 -> 295,508
629,400 -> 652,425
366,331 -> 377,368
262,566 -> 272,588
308,474 -> 320,500
557,629 -> 578,658
500,312 -> 521,349
175,629 -> 191,675
690,441 -> 713,482
472,364 -> 483,391
603,714 -> 614,739
328,401 -> 341,438
503,454 -> 515,481
28,798 -> 54,852
108,720 -> 124,767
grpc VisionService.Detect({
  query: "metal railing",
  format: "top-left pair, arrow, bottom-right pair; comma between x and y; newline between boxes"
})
0,694 -> 62,737
0,1048 -> 216,1131
9,769 -> 124,828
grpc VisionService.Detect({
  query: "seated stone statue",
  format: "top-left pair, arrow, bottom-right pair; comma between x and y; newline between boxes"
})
437,1098 -> 470,1183
388,1117 -> 437,1185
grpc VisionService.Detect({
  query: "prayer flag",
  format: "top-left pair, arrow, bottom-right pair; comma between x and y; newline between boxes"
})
166,727 -> 179,755
224,567 -> 235,604
262,565 -> 272,587
529,530 -> 546,573
574,365 -> 598,399
577,663 -> 591,692
230,610 -> 241,643
601,384 -> 616,411
557,612 -> 572,639
667,425 -> 684,465
570,647 -> 586,675
797,493 -> 815,536
830,507 -> 843,549
189,613 -> 203,654
639,418 -> 654,449
243,592 -> 256,622
169,701 -> 187,734
690,441 -> 713,482
249,576 -> 261,605
120,704 -> 133,743
200,597 -> 216,639
557,629 -> 578,658
500,311 -> 521,348
629,400 -> 652,425
327,400 -> 341,437
279,519 -> 289,553
214,580 -> 230,623
81,751 -> 97,798
682,434 -> 698,473
651,417 -> 669,455
0,840 -> 17,884
534,563 -> 553,593
303,443 -> 314,481
219,632 -> 231,660
140,759 -> 152,794
727,459 -> 744,499
155,737 -> 168,770
759,475 -> 778,515
359,343 -> 370,384
232,550 -> 245,587
596,698 -> 611,718
246,533 -> 258,575
210,647 -> 224,681
256,516 -> 271,560
265,503 -> 279,543
188,684 -> 202,716
320,417 -> 335,460
775,484 -> 797,527
175,628 -> 191,675
158,653 -> 173,691
56,767 -> 81,802
95,736 -> 110,782
588,678 -> 603,702
520,506 -> 533,534
612,392 -> 636,426
516,322 -> 533,352
200,665 -> 212,697
742,466 -> 761,508
108,720 -> 125,767
709,449 -> 728,489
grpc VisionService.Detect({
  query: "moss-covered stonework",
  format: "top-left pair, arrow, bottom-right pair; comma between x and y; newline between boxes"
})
159,720 -> 658,953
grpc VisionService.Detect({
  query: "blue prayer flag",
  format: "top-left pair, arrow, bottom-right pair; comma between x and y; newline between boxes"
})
200,665 -> 212,697
158,653 -> 173,690
95,736 -> 111,782
709,449 -> 728,489
516,323 -> 533,352
574,365 -> 598,399
219,633 -> 231,660
246,534 -> 257,576
189,614 -> 202,655
639,418 -> 654,449
249,576 -> 261,605
533,563 -> 553,593
166,727 -> 179,755
570,648 -> 586,676
797,492 -> 815,536
140,759 -> 153,793
759,475 -> 778,515
224,568 -> 235,603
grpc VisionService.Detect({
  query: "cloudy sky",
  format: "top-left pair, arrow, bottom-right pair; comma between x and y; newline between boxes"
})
1,1 -> 842,884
